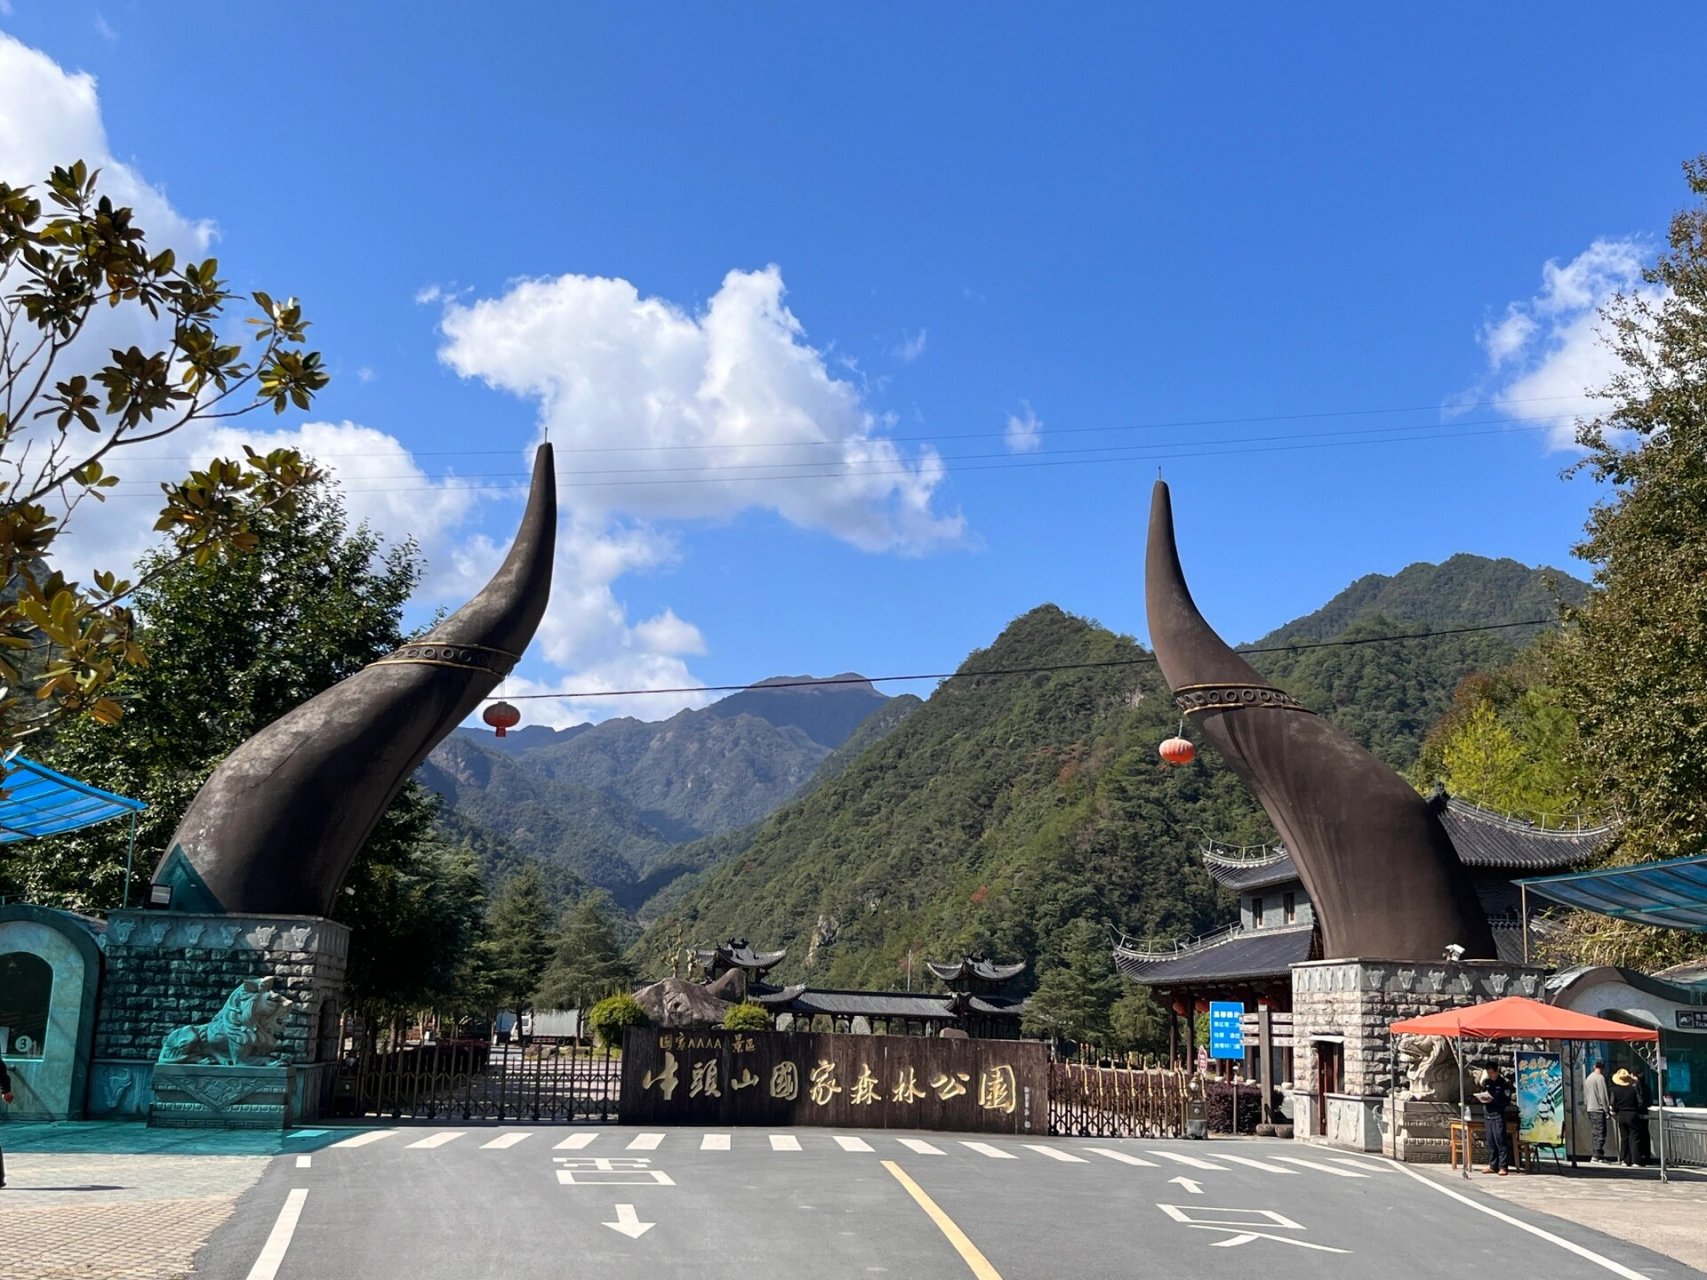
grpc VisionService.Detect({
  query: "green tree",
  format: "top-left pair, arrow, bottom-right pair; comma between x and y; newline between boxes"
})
486,863 -> 554,1024
722,1002 -> 772,1031
1547,155 -> 1707,968
1022,917 -> 1122,1046
8,482 -> 421,908
534,894 -> 635,1012
1,162 -> 326,754
586,991 -> 648,1049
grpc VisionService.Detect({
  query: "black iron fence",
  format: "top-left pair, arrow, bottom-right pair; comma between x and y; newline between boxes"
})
333,1039 -> 620,1123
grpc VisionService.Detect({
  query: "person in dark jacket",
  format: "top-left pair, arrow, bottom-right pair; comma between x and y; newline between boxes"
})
1610,1066 -> 1652,1166
1480,1065 -> 1514,1175
0,1054 -> 12,1189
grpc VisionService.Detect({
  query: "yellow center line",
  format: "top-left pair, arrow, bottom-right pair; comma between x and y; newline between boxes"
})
882,1159 -> 1004,1280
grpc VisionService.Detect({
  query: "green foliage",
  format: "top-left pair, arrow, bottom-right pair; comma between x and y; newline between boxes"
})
534,894 -> 636,1011
586,992 -> 649,1048
722,1001 -> 773,1031
1539,156 -> 1707,969
6,483 -> 421,908
485,863 -> 555,1017
0,161 -> 327,754
1022,918 -> 1123,1045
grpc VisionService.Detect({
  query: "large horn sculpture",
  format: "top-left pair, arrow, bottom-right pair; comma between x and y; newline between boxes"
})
1145,480 -> 1495,961
152,444 -> 557,916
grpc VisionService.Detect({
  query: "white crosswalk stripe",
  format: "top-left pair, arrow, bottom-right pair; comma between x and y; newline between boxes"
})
770,1134 -> 802,1151
1145,1149 -> 1227,1170
898,1138 -> 944,1155
1086,1148 -> 1159,1167
626,1133 -> 665,1151
1273,1155 -> 1367,1178
701,1133 -> 732,1151
961,1141 -> 1017,1159
1024,1144 -> 1087,1163
480,1133 -> 532,1150
1330,1156 -> 1394,1173
405,1131 -> 465,1149
834,1136 -> 874,1152
1213,1153 -> 1297,1174
330,1130 -> 395,1148
553,1132 -> 599,1149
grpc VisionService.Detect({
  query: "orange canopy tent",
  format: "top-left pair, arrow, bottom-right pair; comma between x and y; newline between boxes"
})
1389,995 -> 1658,1041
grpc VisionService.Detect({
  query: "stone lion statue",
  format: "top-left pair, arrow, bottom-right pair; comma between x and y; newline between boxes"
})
157,976 -> 295,1067
1395,1033 -> 1460,1100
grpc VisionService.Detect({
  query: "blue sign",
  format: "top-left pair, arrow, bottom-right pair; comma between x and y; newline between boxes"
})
1209,1001 -> 1245,1060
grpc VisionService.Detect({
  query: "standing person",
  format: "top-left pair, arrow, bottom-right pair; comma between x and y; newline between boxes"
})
1610,1066 -> 1652,1167
1479,1065 -> 1514,1175
0,1053 -> 12,1189
1583,1060 -> 1613,1162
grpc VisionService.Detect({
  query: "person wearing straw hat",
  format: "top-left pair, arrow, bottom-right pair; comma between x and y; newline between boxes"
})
1610,1066 -> 1652,1167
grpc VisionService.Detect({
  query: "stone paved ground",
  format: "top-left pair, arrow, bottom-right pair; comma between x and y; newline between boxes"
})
1422,1161 -> 1707,1275
0,1131 -> 285,1280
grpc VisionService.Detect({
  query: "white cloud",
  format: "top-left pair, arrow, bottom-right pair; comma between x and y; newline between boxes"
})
95,15 -> 118,43
1471,237 -> 1658,448
437,266 -> 965,554
892,328 -> 928,362
1005,402 -> 1043,454
414,284 -> 443,305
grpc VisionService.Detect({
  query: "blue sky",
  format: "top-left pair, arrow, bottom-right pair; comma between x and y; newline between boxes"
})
4,5 -> 1705,725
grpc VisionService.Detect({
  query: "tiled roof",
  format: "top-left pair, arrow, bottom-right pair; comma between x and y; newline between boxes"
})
1115,925 -> 1314,985
1203,795 -> 1612,891
925,957 -> 1027,985
695,939 -> 787,971
746,986 -> 1026,1020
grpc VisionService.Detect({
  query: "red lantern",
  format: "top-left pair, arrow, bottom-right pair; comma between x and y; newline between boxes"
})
482,701 -> 521,738
1158,736 -> 1196,766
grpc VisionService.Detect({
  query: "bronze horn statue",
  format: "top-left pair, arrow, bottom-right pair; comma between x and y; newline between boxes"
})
1145,480 -> 1495,961
152,444 -> 558,916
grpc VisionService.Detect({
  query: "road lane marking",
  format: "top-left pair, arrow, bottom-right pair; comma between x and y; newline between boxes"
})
626,1133 -> 665,1150
330,1130 -> 395,1148
1086,1148 -> 1159,1167
1214,1153 -> 1297,1174
481,1133 -> 532,1149
899,1138 -> 945,1155
770,1134 -> 802,1151
406,1131 -> 466,1149
701,1133 -> 731,1150
1273,1155 -> 1366,1177
1024,1144 -> 1087,1163
884,1161 -> 1003,1280
1329,1156 -> 1394,1172
294,1155 -> 312,1169
603,1203 -> 655,1239
286,1130 -> 328,1139
1388,1160 -> 1649,1279
243,1188 -> 308,1280
554,1132 -> 599,1149
1146,1150 -> 1227,1170
962,1142 -> 1016,1159
835,1136 -> 875,1152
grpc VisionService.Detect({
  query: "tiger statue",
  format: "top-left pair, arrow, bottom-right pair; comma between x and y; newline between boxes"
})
157,976 -> 295,1067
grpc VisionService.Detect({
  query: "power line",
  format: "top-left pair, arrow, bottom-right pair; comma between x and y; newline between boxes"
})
491,617 -> 1558,703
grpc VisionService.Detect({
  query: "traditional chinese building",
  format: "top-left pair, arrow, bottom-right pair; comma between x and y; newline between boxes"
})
743,953 -> 1028,1039
1115,794 -> 1615,1069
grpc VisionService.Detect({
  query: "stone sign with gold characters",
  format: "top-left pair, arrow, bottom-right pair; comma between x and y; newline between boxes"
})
618,1029 -> 1048,1133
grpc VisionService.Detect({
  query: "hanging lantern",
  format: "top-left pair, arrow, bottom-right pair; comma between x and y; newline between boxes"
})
483,701 -> 521,738
1158,735 -> 1196,766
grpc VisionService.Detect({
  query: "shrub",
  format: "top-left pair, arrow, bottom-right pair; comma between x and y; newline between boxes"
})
1204,1081 -> 1263,1134
586,993 -> 648,1048
722,1002 -> 773,1032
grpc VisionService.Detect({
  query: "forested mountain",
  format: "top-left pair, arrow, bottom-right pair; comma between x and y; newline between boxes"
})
637,556 -> 1587,1021
420,678 -> 915,910
1246,555 -> 1585,770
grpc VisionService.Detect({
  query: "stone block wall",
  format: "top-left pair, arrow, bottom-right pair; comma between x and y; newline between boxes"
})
88,911 -> 348,1119
1288,958 -> 1548,1154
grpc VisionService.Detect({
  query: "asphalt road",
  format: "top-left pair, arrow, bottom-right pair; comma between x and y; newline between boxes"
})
192,1127 -> 1698,1280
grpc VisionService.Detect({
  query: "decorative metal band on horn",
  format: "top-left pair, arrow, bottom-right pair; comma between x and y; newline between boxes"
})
371,641 -> 521,678
1173,684 -> 1315,716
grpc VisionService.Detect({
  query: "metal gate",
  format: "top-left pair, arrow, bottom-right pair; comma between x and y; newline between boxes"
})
333,1040 -> 620,1123
1048,1062 -> 1188,1138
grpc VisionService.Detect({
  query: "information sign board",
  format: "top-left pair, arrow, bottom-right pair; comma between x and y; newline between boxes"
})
1208,1001 -> 1245,1060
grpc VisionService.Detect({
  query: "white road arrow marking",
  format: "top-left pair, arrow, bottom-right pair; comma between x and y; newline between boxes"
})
603,1204 -> 655,1239
1168,1176 -> 1204,1195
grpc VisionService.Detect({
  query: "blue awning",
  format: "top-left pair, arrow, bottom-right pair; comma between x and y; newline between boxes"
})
1518,853 -> 1707,932
0,756 -> 145,843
